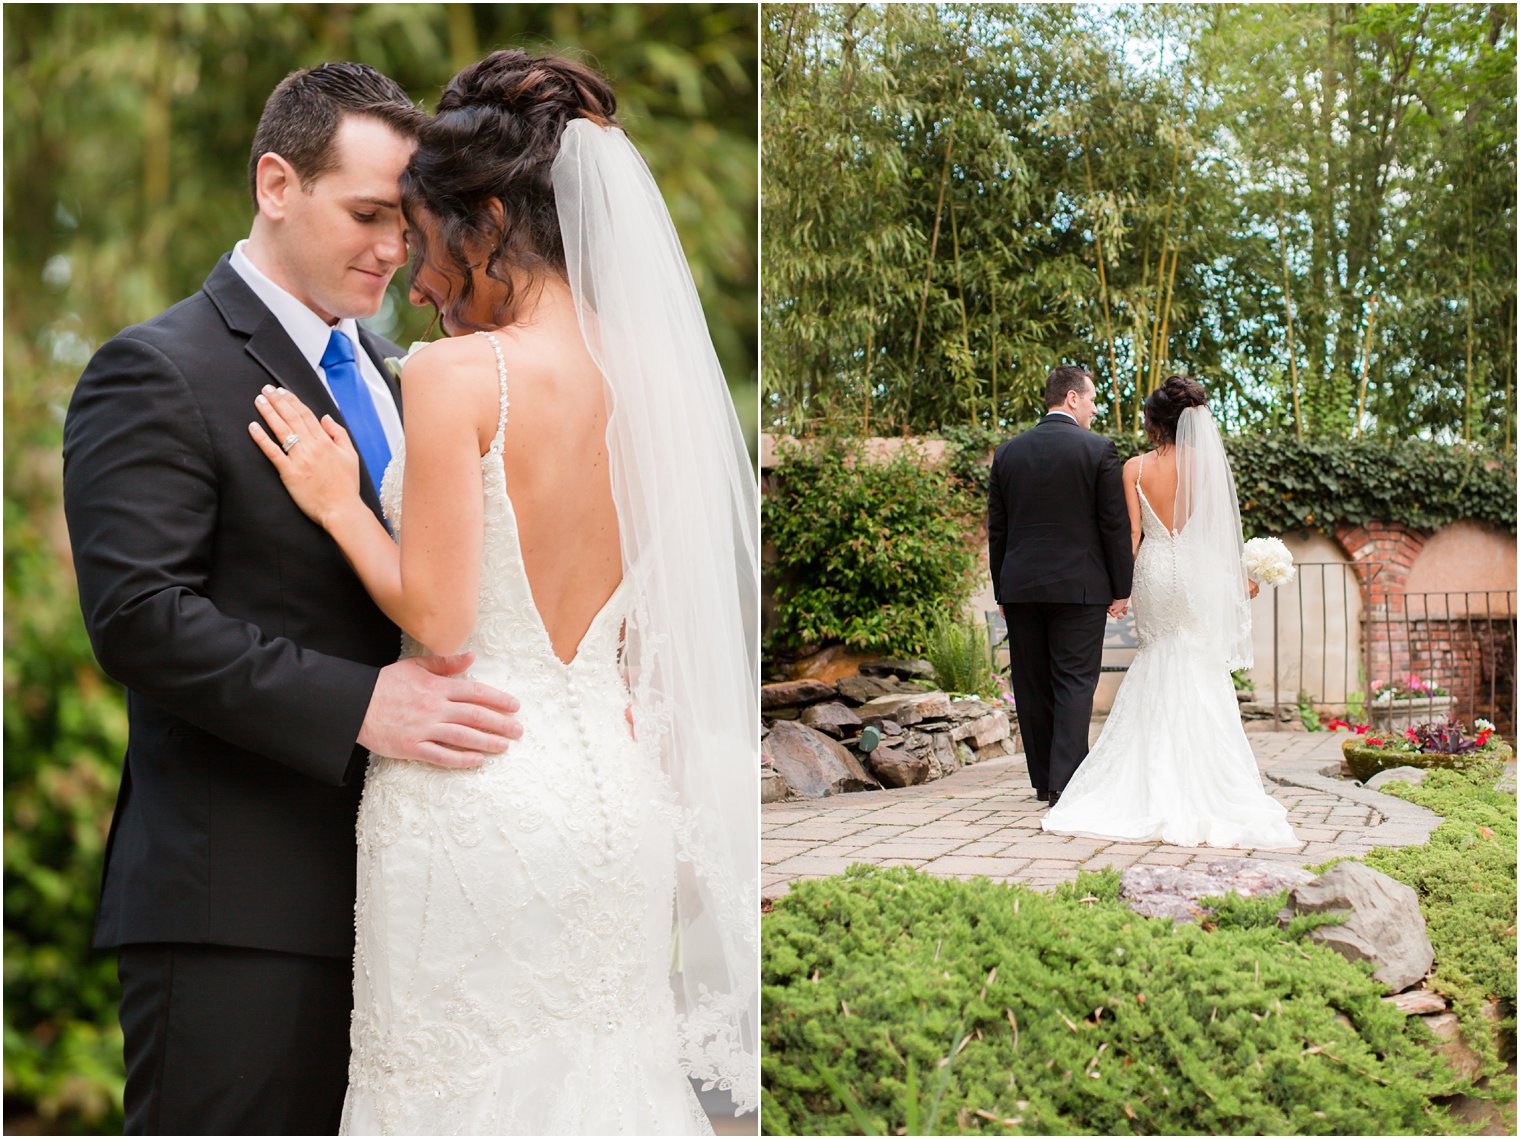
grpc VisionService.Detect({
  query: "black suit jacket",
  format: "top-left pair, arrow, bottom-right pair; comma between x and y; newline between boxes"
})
63,255 -> 404,959
987,414 -> 1134,605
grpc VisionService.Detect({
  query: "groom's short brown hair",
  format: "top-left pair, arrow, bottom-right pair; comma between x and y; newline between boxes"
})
248,62 -> 425,211
1045,365 -> 1093,408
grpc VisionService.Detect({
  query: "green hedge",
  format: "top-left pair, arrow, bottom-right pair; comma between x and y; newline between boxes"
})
763,866 -> 1466,1135
942,425 -> 1516,537
765,437 -> 980,659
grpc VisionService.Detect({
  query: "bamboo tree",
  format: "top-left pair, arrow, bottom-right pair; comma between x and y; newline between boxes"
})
1083,148 -> 1121,428
949,193 -> 973,425
1352,292 -> 1379,439
1279,204 -> 1305,439
909,118 -> 956,377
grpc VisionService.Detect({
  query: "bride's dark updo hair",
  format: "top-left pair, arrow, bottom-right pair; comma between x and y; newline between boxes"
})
1143,375 -> 1209,445
401,49 -> 619,330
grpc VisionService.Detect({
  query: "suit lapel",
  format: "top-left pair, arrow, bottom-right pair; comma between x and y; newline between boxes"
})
203,256 -> 388,520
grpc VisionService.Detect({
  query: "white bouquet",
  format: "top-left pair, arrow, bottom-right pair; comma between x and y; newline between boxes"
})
1242,536 -> 1296,587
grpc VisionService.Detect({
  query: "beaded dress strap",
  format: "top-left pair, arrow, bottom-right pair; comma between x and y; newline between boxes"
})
474,331 -> 510,453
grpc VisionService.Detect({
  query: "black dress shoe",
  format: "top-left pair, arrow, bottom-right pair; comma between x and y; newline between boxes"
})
1048,789 -> 1062,806
1035,788 -> 1050,802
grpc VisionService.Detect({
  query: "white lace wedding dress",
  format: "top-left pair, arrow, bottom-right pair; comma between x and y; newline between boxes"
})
340,334 -> 711,1135
1042,458 -> 1297,849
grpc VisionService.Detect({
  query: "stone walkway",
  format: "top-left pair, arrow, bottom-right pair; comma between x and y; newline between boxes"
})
762,729 -> 1442,900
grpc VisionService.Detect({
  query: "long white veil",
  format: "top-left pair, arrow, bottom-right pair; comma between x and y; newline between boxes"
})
1174,405 -> 1253,670
552,119 -> 759,1114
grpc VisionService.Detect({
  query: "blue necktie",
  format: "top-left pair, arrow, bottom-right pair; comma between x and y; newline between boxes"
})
321,329 -> 392,499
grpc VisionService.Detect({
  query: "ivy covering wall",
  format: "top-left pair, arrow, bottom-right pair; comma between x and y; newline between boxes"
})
942,426 -> 1518,537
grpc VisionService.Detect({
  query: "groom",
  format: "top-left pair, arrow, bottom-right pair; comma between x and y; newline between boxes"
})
62,64 -> 521,1134
987,365 -> 1133,805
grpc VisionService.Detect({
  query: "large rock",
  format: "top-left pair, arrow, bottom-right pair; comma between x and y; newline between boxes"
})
788,645 -> 878,684
859,659 -> 937,682
903,727 -> 971,781
1278,861 -> 1434,992
766,675 -> 839,711
1365,766 -> 1431,792
836,674 -> 922,705
856,692 -> 952,725
951,711 -> 1012,750
761,679 -> 836,712
971,737 -> 1016,762
1121,859 -> 1316,923
945,697 -> 1000,722
762,720 -> 879,798
866,745 -> 931,789
800,701 -> 864,739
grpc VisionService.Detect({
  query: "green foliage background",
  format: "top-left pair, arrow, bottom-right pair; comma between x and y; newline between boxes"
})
3,4 -> 757,1132
763,3 -> 1517,450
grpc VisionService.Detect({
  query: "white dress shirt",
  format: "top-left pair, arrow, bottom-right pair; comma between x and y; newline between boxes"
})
229,241 -> 404,453
1046,409 -> 1077,423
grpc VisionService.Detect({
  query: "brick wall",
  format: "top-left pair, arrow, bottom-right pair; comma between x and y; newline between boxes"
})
1335,520 -> 1515,730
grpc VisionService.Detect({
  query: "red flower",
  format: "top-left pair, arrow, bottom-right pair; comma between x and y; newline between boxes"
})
1352,723 -> 1371,735
1365,737 -> 1384,747
1326,718 -> 1349,732
1404,728 -> 1419,742
1476,730 -> 1493,746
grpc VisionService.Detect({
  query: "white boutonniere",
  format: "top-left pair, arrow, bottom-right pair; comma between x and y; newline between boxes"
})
384,341 -> 433,382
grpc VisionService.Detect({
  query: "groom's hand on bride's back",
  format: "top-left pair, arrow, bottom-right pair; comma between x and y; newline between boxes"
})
357,653 -> 523,769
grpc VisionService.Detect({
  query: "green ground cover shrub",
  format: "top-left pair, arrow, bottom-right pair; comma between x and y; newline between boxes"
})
765,438 -> 979,659
763,866 -> 1465,1135
1364,760 -> 1518,1076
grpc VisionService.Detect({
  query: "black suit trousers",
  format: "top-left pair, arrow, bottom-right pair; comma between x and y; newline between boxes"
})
1003,602 -> 1108,793
117,944 -> 351,1135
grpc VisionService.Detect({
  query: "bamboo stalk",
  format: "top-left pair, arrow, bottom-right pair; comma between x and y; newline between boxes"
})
990,274 -> 999,428
863,279 -> 876,434
1279,213 -> 1304,439
1507,302 -> 1515,455
1157,245 -> 1180,382
1134,238 -> 1152,410
1149,135 -> 1181,392
949,195 -> 973,425
1352,292 -> 1380,439
1464,181 -> 1475,444
1083,150 -> 1121,425
912,123 -> 957,363
907,118 -> 957,428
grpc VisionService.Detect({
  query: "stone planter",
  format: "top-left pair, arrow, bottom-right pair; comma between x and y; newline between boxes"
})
1341,738 -> 1513,784
1368,694 -> 1455,734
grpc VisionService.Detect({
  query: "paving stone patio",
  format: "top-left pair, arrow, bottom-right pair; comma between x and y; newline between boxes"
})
762,728 -> 1443,901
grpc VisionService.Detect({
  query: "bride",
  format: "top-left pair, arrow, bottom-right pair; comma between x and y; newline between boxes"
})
1043,376 -> 1296,850
250,51 -> 757,1134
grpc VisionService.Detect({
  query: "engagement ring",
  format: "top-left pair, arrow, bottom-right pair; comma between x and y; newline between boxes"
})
281,433 -> 300,453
